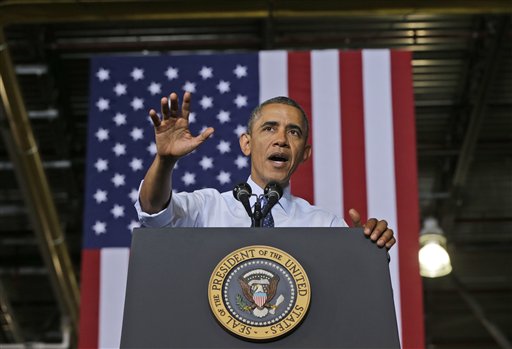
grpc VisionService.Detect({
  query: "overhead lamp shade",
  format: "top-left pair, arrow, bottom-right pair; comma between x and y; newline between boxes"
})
419,218 -> 452,278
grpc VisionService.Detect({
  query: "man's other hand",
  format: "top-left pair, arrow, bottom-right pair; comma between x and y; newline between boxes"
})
349,208 -> 396,250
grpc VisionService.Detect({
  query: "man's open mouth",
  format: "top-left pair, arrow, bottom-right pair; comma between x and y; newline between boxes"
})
268,153 -> 289,163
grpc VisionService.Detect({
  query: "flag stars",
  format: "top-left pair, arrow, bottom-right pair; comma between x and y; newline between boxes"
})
199,96 -> 213,110
130,97 -> 144,111
92,221 -> 107,235
111,204 -> 125,219
96,98 -> 110,111
113,113 -> 127,126
165,66 -> 179,80
188,112 -> 196,124
95,128 -> 109,142
216,80 -> 231,94
130,127 -> 144,141
128,220 -> 140,232
94,158 -> 108,172
234,94 -> 248,108
93,189 -> 108,204
217,140 -> 231,154
112,143 -> 126,156
182,81 -> 196,93
130,67 -> 144,81
111,173 -> 126,187
129,158 -> 143,171
216,110 -> 231,124
113,83 -> 127,96
147,142 -> 157,156
129,188 -> 139,203
233,64 -> 248,78
96,68 -> 110,81
216,171 -> 231,185
148,82 -> 162,95
199,156 -> 214,170
234,155 -> 249,169
181,172 -> 196,186
198,66 -> 213,80
233,124 -> 247,138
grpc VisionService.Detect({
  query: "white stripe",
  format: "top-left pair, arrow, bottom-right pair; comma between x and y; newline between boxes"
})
311,50 -> 343,216
362,49 -> 402,343
99,248 -> 130,349
259,51 -> 288,102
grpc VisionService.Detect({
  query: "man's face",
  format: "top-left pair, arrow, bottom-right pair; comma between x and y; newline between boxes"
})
239,103 -> 311,189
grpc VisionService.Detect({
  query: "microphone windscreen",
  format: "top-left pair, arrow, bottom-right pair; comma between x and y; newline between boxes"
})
233,182 -> 252,201
264,181 -> 283,200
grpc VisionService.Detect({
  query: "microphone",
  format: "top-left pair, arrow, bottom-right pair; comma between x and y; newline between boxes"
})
261,181 -> 283,218
233,182 -> 253,218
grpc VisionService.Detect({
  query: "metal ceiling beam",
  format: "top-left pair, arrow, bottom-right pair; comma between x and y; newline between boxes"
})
0,28 -> 79,336
0,0 -> 511,25
441,17 -> 508,234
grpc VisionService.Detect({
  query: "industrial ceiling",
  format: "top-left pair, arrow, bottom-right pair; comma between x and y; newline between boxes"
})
0,1 -> 511,348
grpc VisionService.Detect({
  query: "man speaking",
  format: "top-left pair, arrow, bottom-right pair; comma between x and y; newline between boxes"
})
135,91 -> 395,250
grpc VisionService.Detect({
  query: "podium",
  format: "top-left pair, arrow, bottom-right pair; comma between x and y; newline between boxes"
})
120,228 -> 400,348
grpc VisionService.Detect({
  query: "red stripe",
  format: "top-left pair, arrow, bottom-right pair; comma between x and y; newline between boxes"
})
78,249 -> 100,349
391,50 -> 425,349
339,51 -> 368,224
288,51 -> 315,204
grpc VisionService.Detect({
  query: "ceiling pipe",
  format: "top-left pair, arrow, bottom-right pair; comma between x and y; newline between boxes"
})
0,0 -> 511,26
0,28 -> 79,335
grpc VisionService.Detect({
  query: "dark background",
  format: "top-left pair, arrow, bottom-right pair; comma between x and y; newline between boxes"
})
0,2 -> 511,348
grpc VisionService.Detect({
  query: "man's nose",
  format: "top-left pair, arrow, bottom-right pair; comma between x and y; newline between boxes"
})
273,129 -> 289,147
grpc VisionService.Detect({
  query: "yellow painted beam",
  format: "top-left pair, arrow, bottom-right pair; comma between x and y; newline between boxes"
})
0,28 -> 79,335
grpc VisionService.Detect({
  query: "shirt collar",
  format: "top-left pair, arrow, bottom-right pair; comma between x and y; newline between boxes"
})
246,177 -> 291,214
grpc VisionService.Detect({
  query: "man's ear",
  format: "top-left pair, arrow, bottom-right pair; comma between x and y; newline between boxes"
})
301,144 -> 312,163
239,133 -> 252,156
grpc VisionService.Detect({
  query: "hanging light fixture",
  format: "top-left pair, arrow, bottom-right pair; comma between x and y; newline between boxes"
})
419,217 -> 452,278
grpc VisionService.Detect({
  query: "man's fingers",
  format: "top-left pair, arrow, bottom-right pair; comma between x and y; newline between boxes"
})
377,229 -> 394,247
161,97 -> 170,119
181,91 -> 191,119
196,127 -> 215,142
169,93 -> 179,117
369,219 -> 387,241
348,208 -> 362,227
385,237 -> 396,249
364,218 -> 378,237
149,109 -> 161,127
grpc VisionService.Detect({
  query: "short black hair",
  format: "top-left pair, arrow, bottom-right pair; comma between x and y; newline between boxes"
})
247,96 -> 310,141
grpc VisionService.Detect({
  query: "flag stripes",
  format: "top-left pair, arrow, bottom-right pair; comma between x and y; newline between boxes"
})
269,49 -> 424,347
392,51 -> 425,349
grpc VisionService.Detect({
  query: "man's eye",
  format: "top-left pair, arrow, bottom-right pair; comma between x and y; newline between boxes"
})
289,129 -> 301,136
264,126 -> 274,132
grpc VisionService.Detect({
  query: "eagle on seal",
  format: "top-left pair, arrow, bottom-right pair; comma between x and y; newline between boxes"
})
238,269 -> 280,318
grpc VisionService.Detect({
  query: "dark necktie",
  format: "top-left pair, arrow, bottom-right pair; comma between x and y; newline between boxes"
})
260,196 -> 275,227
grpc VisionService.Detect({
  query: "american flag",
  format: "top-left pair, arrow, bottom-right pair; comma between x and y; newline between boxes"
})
79,50 -> 425,349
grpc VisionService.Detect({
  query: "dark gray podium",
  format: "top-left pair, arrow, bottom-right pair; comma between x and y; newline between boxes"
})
120,228 -> 400,348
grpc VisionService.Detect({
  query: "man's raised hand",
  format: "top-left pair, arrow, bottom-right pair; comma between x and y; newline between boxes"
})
148,92 -> 214,161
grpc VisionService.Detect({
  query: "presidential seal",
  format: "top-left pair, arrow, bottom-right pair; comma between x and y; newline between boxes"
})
208,245 -> 311,341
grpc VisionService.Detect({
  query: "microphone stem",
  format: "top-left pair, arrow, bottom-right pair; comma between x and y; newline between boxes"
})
252,199 -> 263,227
